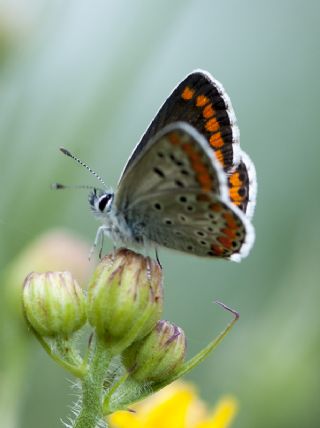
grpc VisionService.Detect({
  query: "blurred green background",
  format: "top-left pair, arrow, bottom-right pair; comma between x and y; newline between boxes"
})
1,1 -> 319,427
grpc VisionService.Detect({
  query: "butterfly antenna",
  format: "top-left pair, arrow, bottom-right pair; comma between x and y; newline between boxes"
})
51,183 -> 102,191
59,147 -> 107,188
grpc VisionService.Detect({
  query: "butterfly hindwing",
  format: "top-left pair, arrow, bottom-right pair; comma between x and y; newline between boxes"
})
228,151 -> 257,219
115,122 -> 254,261
124,188 -> 253,261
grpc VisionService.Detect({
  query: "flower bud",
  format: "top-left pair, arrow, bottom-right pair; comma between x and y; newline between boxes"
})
23,271 -> 87,337
5,229 -> 91,327
123,320 -> 186,383
87,249 -> 163,350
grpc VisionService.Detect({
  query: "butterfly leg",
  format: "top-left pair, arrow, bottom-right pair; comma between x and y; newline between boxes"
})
155,247 -> 162,269
145,248 -> 162,281
110,243 -> 117,263
89,225 -> 109,261
98,232 -> 105,260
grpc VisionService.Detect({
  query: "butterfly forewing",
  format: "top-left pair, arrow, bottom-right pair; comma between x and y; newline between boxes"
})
120,70 -> 241,177
119,70 -> 257,219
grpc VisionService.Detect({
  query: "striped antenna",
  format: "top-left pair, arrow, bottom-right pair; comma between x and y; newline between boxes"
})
51,183 -> 101,191
59,147 -> 107,188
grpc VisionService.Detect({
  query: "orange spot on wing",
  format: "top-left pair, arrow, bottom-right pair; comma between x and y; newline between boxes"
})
205,118 -> 219,132
223,212 -> 238,229
182,144 -> 214,191
196,95 -> 209,107
221,228 -> 237,239
218,236 -> 233,248
211,244 -> 223,256
189,153 -> 202,164
181,143 -> 194,155
181,86 -> 195,100
210,203 -> 222,212
168,132 -> 181,145
197,173 -> 212,191
229,172 -> 242,187
210,132 -> 224,148
214,149 -> 225,166
203,104 -> 215,119
229,188 -> 244,201
182,144 -> 202,164
190,159 -> 207,174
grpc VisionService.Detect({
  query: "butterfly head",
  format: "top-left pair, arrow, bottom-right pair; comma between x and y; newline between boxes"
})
89,188 -> 114,217
56,147 -> 115,217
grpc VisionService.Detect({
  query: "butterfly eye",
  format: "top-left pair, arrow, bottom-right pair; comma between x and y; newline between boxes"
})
98,194 -> 112,212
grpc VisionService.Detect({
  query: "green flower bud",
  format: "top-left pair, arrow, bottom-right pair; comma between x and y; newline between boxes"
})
22,271 -> 87,337
123,320 -> 186,383
4,229 -> 91,327
87,249 -> 163,351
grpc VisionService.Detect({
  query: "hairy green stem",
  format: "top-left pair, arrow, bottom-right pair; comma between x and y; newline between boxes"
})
73,338 -> 112,428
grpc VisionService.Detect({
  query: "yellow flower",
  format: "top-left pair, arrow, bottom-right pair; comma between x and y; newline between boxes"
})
108,382 -> 238,428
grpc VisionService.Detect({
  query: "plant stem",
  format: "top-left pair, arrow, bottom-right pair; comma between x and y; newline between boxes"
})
103,372 -> 129,414
107,302 -> 239,412
159,301 -> 239,384
74,338 -> 112,428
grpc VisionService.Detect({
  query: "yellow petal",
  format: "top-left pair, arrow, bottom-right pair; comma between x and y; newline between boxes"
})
195,396 -> 238,428
108,383 -> 238,428
108,410 -> 141,428
109,383 -> 197,428
144,386 -> 195,428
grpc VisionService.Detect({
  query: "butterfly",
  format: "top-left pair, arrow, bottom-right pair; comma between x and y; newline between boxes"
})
58,70 -> 257,262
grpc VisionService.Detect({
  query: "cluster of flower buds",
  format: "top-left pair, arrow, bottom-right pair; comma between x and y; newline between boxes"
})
22,248 -> 187,385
